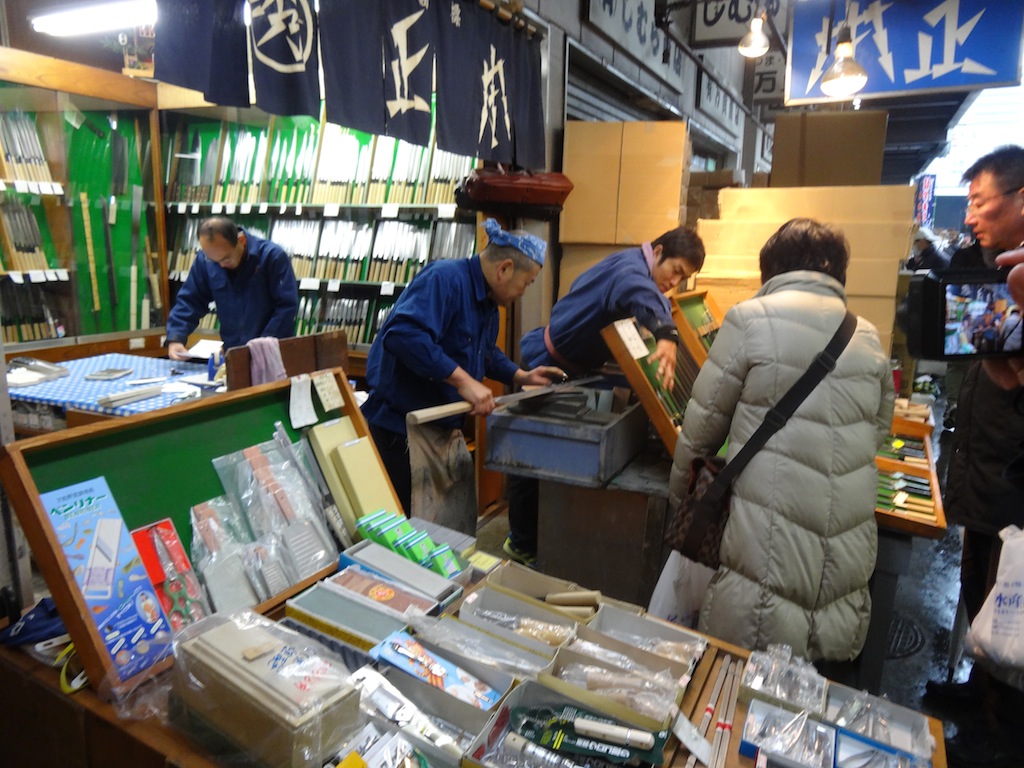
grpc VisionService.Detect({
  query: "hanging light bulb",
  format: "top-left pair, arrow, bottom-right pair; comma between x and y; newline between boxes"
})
820,24 -> 868,98
738,15 -> 770,58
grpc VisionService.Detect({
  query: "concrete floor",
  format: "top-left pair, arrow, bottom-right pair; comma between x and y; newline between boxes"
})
474,373 -> 1017,767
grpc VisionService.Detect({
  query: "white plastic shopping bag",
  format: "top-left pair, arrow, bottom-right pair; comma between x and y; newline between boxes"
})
965,525 -> 1024,669
647,550 -> 715,628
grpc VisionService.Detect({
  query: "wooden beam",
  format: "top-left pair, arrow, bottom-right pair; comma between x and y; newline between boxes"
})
0,47 -> 156,108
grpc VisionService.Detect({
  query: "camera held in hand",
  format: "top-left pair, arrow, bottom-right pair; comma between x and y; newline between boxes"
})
900,269 -> 1022,361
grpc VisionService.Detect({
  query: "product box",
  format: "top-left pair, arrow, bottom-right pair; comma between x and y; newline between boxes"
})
322,564 -> 440,618
485,391 -> 648,487
738,650 -> 828,717
173,614 -> 361,768
823,682 -> 935,762
339,539 -> 465,609
740,698 -> 836,766
285,582 -> 408,650
40,476 -> 173,684
538,645 -> 680,731
459,586 -> 577,657
372,630 -> 511,711
589,603 -> 707,671
573,623 -> 694,690
464,679 -> 670,768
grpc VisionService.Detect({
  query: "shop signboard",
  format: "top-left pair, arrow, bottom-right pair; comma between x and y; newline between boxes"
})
585,0 -> 688,90
690,0 -> 787,47
916,174 -> 937,228
787,0 -> 1024,104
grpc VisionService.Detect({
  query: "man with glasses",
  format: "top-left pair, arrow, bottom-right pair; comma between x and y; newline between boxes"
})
166,216 -> 298,360
924,146 -> 1024,767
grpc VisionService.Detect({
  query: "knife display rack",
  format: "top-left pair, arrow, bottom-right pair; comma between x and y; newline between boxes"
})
163,111 -> 476,209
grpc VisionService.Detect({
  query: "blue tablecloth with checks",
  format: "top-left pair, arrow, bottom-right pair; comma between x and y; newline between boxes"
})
10,353 -> 210,418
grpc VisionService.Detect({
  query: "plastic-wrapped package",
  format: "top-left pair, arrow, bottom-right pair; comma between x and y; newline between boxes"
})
190,498 -> 261,614
406,612 -> 548,679
741,644 -> 828,714
244,535 -> 299,601
475,609 -> 574,646
350,666 -> 465,759
555,662 -> 676,722
172,612 -> 361,768
593,626 -> 706,669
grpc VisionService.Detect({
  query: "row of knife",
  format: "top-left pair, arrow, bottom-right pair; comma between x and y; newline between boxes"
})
0,198 -> 49,272
295,296 -> 395,345
0,277 -> 64,343
165,118 -> 476,208
0,111 -> 54,185
167,218 -> 476,285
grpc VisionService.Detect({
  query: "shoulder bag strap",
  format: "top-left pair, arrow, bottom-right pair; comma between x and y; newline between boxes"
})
699,311 -> 858,506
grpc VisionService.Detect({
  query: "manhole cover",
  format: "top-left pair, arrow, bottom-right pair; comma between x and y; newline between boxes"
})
887,614 -> 926,658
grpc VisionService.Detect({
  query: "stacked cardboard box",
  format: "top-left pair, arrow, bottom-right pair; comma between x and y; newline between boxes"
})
694,185 -> 916,354
684,168 -> 744,227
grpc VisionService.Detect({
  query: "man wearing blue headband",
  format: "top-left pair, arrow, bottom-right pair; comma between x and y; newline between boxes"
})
362,219 -> 565,515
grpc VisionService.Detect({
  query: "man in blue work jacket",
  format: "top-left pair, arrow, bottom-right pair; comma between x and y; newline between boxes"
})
362,218 -> 564,516
166,216 -> 298,360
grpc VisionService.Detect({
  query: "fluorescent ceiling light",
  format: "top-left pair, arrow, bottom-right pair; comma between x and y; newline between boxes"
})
738,16 -> 770,58
31,1 -> 157,37
820,25 -> 868,98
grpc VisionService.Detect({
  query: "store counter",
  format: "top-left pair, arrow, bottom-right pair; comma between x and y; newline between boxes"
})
8,353 -> 209,433
0,620 -> 947,768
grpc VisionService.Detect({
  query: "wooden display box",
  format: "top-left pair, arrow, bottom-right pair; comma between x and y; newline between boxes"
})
874,456 -> 946,539
0,369 -> 380,700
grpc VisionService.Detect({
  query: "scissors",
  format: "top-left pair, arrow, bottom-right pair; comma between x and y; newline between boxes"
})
151,529 -> 205,630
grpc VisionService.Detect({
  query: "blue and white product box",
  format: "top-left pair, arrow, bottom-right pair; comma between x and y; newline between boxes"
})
41,476 -> 172,681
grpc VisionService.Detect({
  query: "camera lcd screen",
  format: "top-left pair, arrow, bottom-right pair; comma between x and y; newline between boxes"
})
942,280 -> 1021,356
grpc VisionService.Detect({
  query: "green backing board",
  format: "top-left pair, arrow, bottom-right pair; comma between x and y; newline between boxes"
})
22,388 -> 332,556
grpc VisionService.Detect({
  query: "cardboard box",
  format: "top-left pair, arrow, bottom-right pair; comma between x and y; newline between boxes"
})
173,616 -> 361,768
824,682 -> 934,761
459,586 -> 577,657
589,603 -> 707,670
486,562 -> 643,623
561,121 -> 622,243
617,121 -> 688,243
739,698 -> 836,766
339,539 -> 464,610
285,583 -> 409,650
770,110 -> 888,187
484,393 -> 649,487
717,185 -> 916,224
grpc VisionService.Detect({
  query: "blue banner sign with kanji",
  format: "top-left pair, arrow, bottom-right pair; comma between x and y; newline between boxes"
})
787,0 -> 1024,104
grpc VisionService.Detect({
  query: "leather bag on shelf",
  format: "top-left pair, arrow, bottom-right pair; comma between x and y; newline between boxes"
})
454,166 -> 573,221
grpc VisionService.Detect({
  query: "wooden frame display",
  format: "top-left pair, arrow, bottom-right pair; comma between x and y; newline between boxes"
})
601,319 -> 685,455
0,369 -> 388,699
600,291 -> 724,455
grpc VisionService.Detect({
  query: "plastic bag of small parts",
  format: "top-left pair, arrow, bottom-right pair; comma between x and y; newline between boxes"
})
170,612 -> 361,768
964,525 -> 1024,689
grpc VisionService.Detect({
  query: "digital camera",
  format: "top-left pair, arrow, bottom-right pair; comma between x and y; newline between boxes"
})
901,269 -> 1021,361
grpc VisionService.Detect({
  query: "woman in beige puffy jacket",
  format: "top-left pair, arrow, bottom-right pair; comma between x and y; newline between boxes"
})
669,218 -> 895,661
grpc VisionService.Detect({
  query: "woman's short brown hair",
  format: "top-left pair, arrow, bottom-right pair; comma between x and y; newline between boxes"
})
759,218 -> 849,286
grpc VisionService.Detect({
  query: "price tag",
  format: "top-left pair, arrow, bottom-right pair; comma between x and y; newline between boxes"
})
225,203 -> 236,215
14,179 -> 28,193
27,270 -> 46,283
52,182 -> 64,196
437,203 -> 457,219
613,319 -> 650,359
39,182 -> 54,195
381,281 -> 396,296
211,203 -> 223,214
279,203 -> 288,214
671,709 -> 712,767
327,279 -> 341,293
381,203 -> 399,219
312,371 -> 344,412
8,271 -> 23,284
177,203 -> 187,214
259,203 -> 269,214
289,374 -> 319,429
299,277 -> 320,291
324,203 -> 340,217
295,204 -> 303,215
190,203 -> 200,214
27,181 -> 40,195
44,270 -> 58,281
0,180 -> 5,191
56,269 -> 70,281
240,203 -> 253,214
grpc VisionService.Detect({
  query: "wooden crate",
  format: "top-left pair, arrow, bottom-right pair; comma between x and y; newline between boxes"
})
874,456 -> 946,539
0,369 -> 386,700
